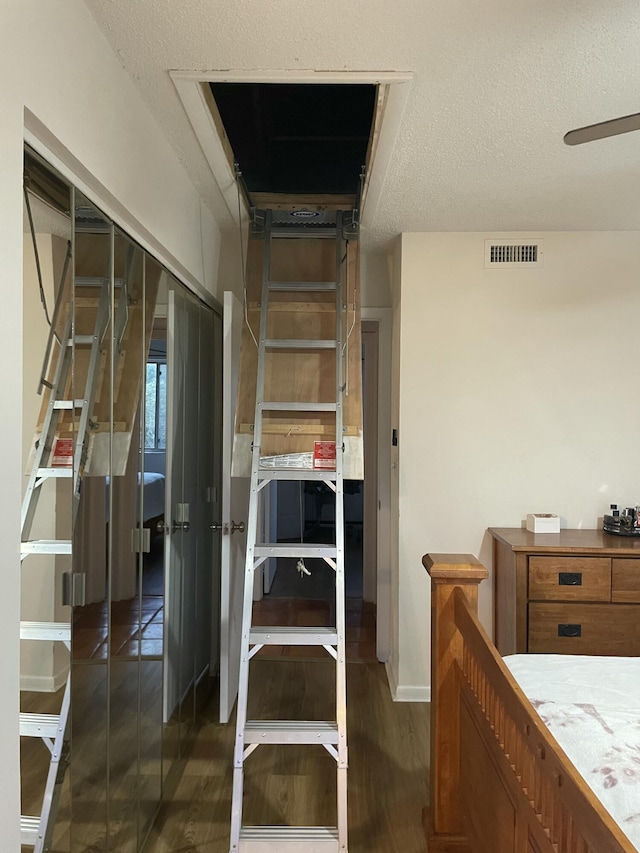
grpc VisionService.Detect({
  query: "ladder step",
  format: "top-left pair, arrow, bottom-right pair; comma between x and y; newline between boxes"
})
53,399 -> 84,410
244,721 -> 338,745
20,712 -> 62,739
21,540 -> 72,556
271,227 -> 337,239
261,401 -> 337,412
258,469 -> 336,482
268,280 -> 337,292
239,826 -> 339,851
250,627 -> 338,646
254,543 -> 337,559
20,621 -> 71,644
75,275 -> 126,287
20,815 -> 40,845
36,467 -> 73,479
71,335 -> 95,346
264,339 -> 337,350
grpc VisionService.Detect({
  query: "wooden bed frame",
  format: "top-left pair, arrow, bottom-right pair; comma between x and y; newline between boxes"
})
423,553 -> 636,853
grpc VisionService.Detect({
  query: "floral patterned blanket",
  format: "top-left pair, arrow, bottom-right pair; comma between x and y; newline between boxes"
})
504,655 -> 640,851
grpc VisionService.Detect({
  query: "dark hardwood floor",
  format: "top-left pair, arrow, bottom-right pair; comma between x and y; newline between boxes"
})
144,659 -> 429,853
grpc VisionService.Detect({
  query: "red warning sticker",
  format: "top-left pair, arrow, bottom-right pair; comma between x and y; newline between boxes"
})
313,441 -> 336,469
52,437 -> 74,467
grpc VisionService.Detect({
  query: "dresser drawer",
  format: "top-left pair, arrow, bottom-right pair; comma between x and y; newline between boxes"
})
528,602 -> 640,655
612,558 -> 640,603
528,556 -> 611,602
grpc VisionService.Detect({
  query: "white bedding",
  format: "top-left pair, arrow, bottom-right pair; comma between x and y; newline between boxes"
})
505,654 -> 640,851
104,472 -> 165,523
139,471 -> 165,521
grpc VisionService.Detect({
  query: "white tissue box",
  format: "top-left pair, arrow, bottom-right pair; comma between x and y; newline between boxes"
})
526,513 -> 560,533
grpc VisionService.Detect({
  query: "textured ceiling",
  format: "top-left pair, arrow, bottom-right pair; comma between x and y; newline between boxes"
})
84,0 -> 640,251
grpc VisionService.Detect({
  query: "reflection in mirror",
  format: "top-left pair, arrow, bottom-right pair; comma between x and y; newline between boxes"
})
138,254 -> 164,841
20,147 -> 222,852
21,149 -> 73,852
164,279 -> 189,761
195,303 -> 217,716
71,190 -> 114,852
108,230 -> 144,852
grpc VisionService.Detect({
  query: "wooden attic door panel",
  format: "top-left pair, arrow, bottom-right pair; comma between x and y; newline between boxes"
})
234,233 -> 363,477
84,236 -> 161,476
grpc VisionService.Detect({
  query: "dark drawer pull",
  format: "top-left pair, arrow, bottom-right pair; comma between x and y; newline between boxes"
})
558,572 -> 582,586
558,623 -> 581,638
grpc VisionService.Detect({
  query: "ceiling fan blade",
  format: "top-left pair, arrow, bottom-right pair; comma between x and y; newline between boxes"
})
564,112 -> 640,146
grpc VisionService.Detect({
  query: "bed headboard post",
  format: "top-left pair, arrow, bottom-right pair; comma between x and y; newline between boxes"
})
422,553 -> 488,852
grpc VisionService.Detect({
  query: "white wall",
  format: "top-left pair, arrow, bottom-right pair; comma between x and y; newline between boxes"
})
360,251 -> 391,308
394,231 -> 640,699
0,7 -> 24,838
20,3 -> 222,304
1,1 -> 223,845
216,230 -> 245,302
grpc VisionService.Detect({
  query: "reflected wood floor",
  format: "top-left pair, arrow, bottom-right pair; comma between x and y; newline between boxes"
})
144,659 -> 429,853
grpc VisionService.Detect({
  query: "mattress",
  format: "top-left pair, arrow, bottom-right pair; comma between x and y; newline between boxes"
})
104,472 -> 165,523
505,654 -> 640,851
139,471 -> 165,521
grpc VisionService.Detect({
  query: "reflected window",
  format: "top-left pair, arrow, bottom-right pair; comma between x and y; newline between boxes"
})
145,339 -> 167,450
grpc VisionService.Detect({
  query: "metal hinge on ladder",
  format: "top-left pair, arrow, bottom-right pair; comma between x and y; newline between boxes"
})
229,209 -> 350,852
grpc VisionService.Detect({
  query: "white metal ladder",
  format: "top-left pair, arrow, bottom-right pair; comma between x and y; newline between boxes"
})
19,247 -> 130,851
229,209 -> 349,852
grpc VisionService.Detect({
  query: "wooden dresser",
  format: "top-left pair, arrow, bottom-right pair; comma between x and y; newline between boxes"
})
490,527 -> 640,656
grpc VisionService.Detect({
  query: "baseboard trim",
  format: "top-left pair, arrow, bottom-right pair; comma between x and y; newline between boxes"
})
385,661 -> 430,702
385,659 -> 399,698
394,684 -> 430,702
21,665 -> 68,693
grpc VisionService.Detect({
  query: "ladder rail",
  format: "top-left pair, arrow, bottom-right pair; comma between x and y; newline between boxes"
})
21,309 -> 74,539
114,242 -> 134,354
230,209 -> 275,848
37,241 -> 72,396
71,261 -> 112,498
23,674 -> 71,853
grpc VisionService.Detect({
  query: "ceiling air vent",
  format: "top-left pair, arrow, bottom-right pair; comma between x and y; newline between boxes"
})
484,239 -> 543,268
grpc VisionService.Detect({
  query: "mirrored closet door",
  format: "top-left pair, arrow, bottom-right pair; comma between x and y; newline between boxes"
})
21,148 -> 222,853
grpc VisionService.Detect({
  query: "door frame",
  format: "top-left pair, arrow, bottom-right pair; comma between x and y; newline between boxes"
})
361,308 -> 392,663
219,292 -> 250,723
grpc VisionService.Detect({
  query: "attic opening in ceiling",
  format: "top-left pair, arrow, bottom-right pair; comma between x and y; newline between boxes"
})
207,82 -> 377,198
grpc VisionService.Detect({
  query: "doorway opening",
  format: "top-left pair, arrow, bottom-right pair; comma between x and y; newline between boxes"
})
208,82 -> 376,196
